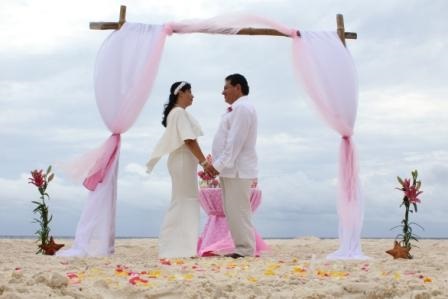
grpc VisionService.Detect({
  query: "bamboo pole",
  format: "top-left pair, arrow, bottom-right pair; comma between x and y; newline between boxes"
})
336,14 -> 346,46
118,5 -> 126,29
89,6 -> 357,45
236,28 -> 296,37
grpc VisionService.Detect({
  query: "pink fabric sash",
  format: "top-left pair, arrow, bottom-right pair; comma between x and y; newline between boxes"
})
83,134 -> 121,191
339,136 -> 359,202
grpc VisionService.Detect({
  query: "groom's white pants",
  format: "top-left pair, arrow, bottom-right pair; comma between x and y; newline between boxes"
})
220,177 -> 255,256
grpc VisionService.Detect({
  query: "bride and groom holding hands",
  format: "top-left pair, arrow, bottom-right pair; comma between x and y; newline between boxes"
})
146,74 -> 258,259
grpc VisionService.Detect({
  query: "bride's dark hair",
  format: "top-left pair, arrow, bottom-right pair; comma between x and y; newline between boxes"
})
162,81 -> 191,127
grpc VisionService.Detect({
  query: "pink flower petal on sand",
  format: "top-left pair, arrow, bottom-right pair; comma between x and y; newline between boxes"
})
160,259 -> 171,265
129,276 -> 148,285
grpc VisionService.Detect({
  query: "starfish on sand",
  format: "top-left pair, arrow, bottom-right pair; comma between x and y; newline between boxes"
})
386,241 -> 411,259
40,236 -> 64,255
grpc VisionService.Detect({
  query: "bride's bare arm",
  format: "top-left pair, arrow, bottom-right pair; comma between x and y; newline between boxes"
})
184,139 -> 206,165
185,139 -> 219,176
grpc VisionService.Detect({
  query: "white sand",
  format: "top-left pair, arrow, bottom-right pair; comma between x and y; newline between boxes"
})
0,238 -> 447,298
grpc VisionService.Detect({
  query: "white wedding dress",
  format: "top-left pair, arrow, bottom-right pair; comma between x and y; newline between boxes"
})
146,107 -> 203,258
158,145 -> 200,258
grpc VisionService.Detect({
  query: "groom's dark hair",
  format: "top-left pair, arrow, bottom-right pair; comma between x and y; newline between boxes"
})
226,73 -> 249,95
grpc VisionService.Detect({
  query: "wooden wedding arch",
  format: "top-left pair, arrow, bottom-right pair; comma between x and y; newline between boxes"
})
59,5 -> 366,260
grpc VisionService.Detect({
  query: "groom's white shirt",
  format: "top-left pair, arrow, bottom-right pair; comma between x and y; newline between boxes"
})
212,96 -> 258,178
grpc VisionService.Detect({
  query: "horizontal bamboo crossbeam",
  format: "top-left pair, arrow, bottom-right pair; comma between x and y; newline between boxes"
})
89,22 -> 357,40
90,22 -> 122,30
344,32 -> 358,39
89,6 -> 357,44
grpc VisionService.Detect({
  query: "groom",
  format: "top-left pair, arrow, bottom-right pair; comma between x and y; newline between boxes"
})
206,73 -> 258,258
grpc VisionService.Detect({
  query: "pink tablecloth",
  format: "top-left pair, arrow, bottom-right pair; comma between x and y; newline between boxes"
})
197,188 -> 269,256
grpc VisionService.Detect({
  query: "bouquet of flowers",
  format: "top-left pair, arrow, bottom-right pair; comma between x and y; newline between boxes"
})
198,171 -> 220,188
197,155 -> 220,188
388,169 -> 424,259
28,165 -> 63,255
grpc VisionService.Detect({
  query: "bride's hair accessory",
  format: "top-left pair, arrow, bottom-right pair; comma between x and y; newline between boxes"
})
173,81 -> 187,95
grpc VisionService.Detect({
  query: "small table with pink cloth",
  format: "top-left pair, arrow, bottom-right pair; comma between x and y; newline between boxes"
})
197,187 -> 269,256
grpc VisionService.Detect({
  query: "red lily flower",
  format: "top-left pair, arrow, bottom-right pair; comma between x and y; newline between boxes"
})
400,178 -> 423,204
402,178 -> 411,190
405,187 -> 423,204
28,170 -> 46,188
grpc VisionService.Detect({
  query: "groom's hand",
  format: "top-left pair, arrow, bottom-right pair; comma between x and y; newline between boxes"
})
204,164 -> 219,178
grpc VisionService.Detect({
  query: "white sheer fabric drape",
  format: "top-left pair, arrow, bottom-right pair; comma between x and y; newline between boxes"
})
60,154 -> 119,256
168,14 -> 294,36
58,23 -> 168,256
292,31 -> 367,259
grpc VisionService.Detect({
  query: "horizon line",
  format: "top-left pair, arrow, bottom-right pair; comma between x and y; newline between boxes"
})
1,235 -> 447,240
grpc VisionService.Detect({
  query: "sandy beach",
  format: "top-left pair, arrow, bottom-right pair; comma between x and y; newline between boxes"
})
0,238 -> 446,298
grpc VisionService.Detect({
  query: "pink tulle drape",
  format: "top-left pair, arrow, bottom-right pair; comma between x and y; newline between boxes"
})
292,31 -> 366,259
58,23 -> 169,256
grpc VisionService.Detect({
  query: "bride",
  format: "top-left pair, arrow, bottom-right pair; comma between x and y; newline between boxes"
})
146,81 -> 212,258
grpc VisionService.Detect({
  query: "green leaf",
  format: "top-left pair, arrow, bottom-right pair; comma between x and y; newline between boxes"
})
397,176 -> 404,186
413,203 -> 418,212
412,233 -> 422,239
33,219 -> 43,225
32,207 -> 41,213
409,222 -> 424,230
46,165 -> 52,175
390,225 -> 403,231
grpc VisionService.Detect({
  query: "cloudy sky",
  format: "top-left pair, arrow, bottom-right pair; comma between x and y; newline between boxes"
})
1,0 -> 447,239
